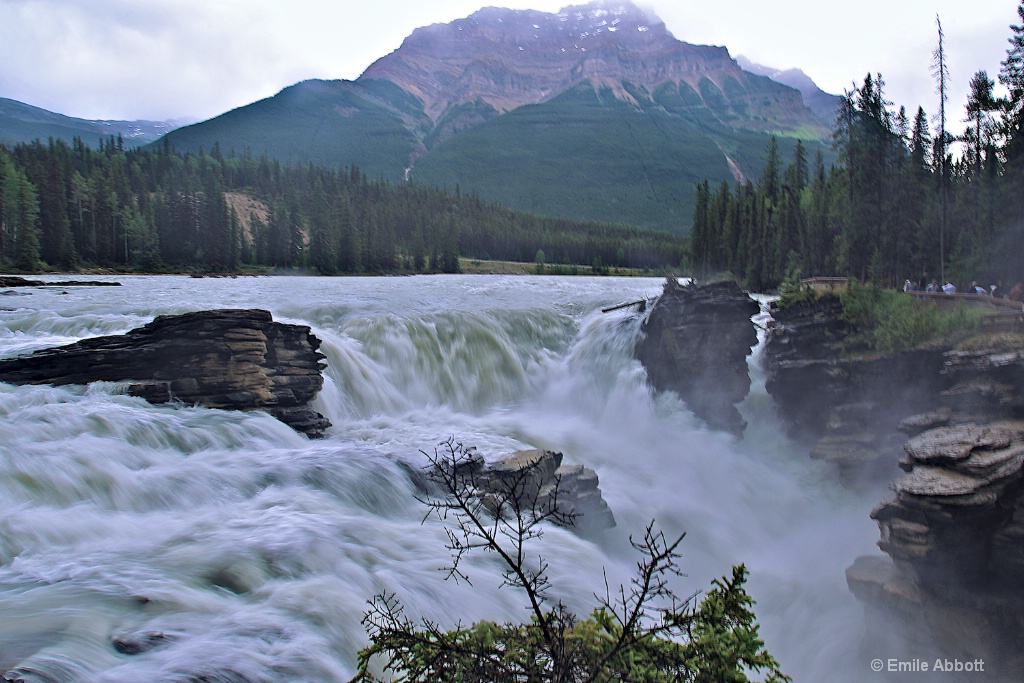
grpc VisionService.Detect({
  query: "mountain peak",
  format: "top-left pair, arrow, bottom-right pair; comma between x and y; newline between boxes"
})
360,1 -> 735,120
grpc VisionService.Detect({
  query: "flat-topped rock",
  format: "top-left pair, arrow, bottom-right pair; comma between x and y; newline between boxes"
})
484,449 -> 616,532
0,309 -> 331,437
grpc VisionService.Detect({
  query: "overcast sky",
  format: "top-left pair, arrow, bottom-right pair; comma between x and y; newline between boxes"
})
0,0 -> 1015,134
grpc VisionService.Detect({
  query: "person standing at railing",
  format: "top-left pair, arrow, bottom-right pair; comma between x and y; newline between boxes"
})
943,281 -> 957,295
926,280 -> 940,293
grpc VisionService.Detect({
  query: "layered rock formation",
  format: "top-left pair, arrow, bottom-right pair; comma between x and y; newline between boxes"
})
636,278 -> 759,436
846,421 -> 1024,678
764,294 -> 948,482
480,449 -> 616,533
765,298 -> 1024,678
413,447 -> 616,534
0,309 -> 330,437
362,2 -> 821,135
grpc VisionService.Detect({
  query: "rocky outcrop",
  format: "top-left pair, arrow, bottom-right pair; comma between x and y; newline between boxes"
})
764,294 -> 948,482
0,309 -> 330,437
847,421 -> 1024,679
412,447 -> 616,534
874,422 -> 1024,586
636,278 -> 759,436
0,275 -> 121,287
481,449 -> 616,533
766,298 -> 1024,676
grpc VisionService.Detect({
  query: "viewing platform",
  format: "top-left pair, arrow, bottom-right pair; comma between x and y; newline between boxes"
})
800,277 -> 1024,333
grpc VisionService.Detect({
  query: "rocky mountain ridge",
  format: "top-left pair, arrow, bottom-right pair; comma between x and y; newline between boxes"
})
362,2 -> 823,134
734,55 -> 840,126
157,1 -> 833,232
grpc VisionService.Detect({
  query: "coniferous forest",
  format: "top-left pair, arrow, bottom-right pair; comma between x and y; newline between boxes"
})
3,5 -> 1024,286
0,138 -> 685,276
691,5 -> 1024,292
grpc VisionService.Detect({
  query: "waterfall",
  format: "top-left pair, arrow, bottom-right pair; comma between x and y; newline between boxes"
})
0,275 -> 880,681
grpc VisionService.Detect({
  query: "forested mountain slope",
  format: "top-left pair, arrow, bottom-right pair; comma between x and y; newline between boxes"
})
160,1 -> 832,233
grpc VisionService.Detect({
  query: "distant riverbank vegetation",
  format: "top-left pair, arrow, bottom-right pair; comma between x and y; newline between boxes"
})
691,3 -> 1024,293
0,139 -> 685,276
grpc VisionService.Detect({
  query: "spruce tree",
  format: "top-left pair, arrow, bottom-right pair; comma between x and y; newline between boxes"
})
1000,1 -> 1024,165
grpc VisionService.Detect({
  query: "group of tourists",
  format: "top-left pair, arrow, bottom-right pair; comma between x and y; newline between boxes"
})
903,277 -> 1024,302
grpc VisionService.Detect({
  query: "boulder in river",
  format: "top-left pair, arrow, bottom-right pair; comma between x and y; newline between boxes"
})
635,278 -> 759,436
0,308 -> 331,437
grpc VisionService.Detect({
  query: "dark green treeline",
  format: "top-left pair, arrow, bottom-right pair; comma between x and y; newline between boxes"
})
0,138 -> 685,275
692,4 -> 1024,291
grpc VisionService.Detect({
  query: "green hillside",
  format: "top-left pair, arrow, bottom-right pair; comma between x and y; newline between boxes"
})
0,97 -> 174,148
411,83 -> 826,234
160,80 -> 424,182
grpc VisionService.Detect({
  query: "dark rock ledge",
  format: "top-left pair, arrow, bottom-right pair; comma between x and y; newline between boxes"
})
847,421 -> 1024,679
636,278 -> 759,436
0,309 -> 331,437
0,275 -> 121,288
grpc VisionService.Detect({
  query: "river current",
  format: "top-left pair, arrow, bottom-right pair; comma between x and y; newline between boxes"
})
0,275 -> 881,682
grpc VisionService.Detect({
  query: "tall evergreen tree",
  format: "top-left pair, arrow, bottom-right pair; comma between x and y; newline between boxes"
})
1000,2 -> 1024,165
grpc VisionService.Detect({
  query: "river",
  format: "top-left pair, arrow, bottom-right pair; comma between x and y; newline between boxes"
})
0,274 -> 881,682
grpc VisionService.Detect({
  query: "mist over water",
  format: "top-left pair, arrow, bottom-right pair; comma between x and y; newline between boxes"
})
0,275 -> 882,681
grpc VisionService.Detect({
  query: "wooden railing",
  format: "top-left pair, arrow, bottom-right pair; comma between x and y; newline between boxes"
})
906,290 -> 1024,311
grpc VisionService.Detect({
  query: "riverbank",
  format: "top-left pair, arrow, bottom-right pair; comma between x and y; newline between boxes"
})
2,258 -> 667,279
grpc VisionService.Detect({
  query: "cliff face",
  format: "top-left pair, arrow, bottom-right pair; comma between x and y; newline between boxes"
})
764,295 -> 948,481
360,2 -> 824,135
0,309 -> 331,437
636,279 -> 759,436
765,298 -> 1024,678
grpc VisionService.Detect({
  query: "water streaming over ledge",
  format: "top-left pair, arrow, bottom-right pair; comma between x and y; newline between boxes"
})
0,275 -> 881,682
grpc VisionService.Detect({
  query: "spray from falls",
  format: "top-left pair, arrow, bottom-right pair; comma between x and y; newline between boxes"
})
0,276 -> 884,681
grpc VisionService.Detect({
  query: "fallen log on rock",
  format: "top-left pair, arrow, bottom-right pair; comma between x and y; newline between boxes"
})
0,308 -> 331,437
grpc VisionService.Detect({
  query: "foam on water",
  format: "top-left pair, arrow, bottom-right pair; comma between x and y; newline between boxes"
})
0,275 -> 881,681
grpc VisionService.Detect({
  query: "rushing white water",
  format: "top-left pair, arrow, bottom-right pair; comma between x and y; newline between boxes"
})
0,275 -> 883,682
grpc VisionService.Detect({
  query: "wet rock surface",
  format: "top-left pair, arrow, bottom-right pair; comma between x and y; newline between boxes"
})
411,447 -> 616,534
0,275 -> 121,288
764,294 -> 948,482
0,309 -> 330,437
636,278 -> 759,436
848,420 -> 1024,680
765,298 -> 1024,677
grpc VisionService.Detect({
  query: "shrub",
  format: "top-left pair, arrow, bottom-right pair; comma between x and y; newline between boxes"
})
776,266 -> 817,309
839,285 -> 983,354
351,439 -> 789,683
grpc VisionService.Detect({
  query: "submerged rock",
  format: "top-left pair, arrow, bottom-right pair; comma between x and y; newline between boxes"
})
635,278 -> 759,436
0,309 -> 330,437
